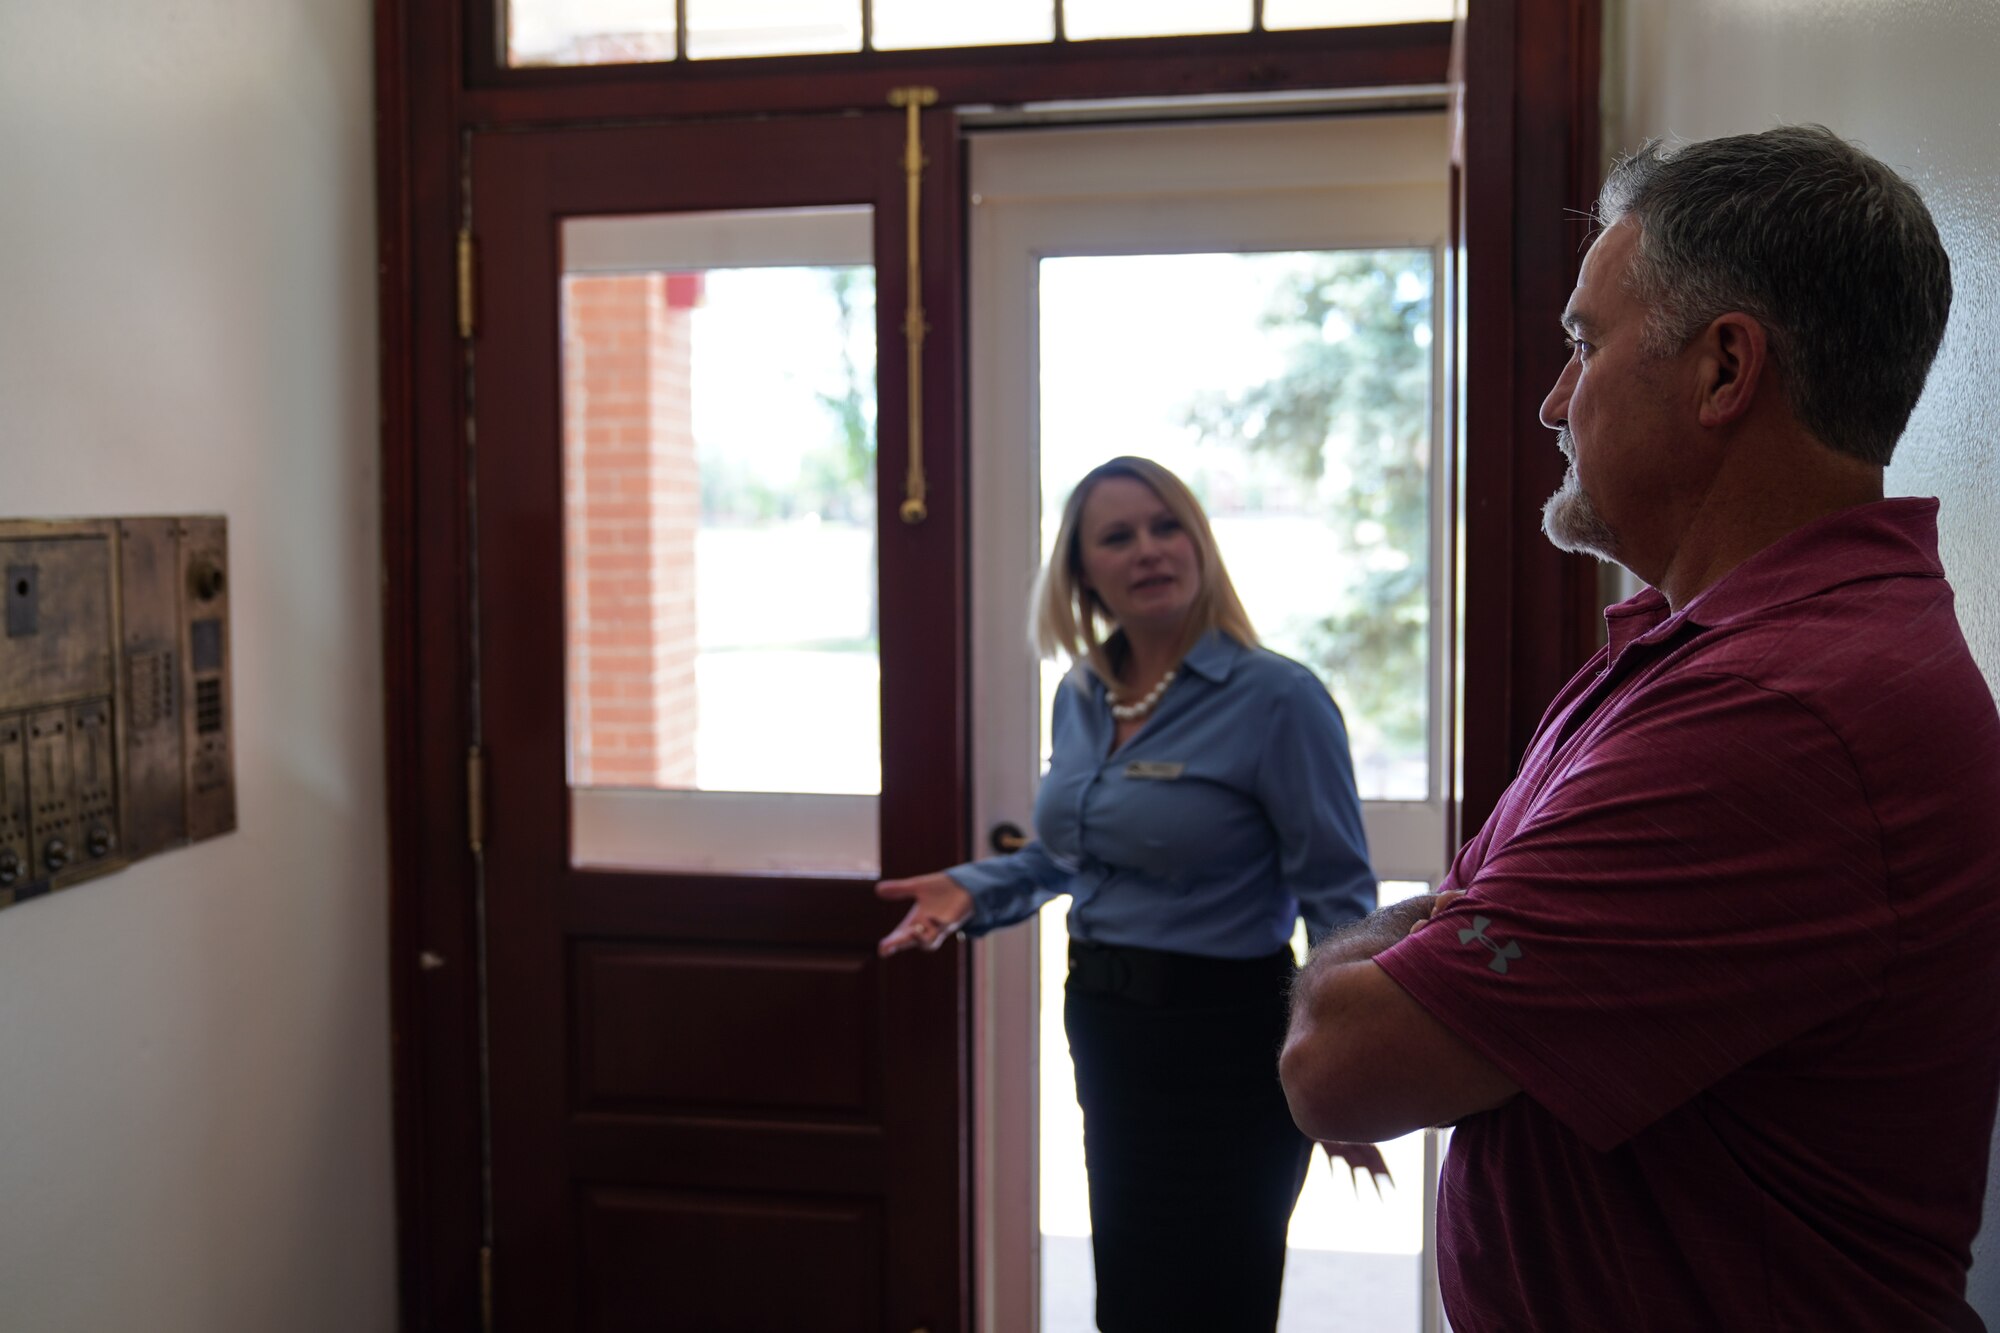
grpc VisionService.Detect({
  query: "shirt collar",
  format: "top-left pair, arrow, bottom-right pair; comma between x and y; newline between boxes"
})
1179,628 -> 1245,684
1600,497 -> 1945,667
1076,628 -> 1243,698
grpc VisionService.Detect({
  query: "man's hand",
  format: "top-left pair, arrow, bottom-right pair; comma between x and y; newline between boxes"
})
1408,888 -> 1465,932
1320,1140 -> 1394,1197
1298,891 -> 1458,975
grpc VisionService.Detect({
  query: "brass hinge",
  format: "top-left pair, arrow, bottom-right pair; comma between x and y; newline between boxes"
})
456,228 -> 478,340
466,744 -> 486,854
479,1244 -> 494,1332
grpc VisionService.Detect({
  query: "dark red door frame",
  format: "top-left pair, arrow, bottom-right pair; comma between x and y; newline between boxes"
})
374,6 -> 1598,1329
1456,0 -> 1606,832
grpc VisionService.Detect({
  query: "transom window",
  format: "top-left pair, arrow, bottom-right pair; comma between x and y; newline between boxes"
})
506,0 -> 1455,68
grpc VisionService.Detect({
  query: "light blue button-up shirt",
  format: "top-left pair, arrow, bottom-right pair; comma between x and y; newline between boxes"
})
948,630 -> 1376,959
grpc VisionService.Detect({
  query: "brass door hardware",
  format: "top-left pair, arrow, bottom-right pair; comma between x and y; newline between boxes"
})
888,86 -> 939,525
457,228 -> 479,339
988,821 -> 1028,854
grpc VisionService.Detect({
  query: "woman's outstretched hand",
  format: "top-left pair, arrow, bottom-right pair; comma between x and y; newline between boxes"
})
875,873 -> 975,956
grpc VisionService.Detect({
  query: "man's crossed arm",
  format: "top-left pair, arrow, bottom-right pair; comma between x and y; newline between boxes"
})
1281,893 -> 1521,1143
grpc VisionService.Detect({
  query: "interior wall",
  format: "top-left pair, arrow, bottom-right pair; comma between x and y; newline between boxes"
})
1610,0 -> 2000,1315
0,3 -> 393,1331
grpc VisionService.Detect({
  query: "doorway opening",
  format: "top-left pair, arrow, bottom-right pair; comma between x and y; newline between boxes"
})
967,112 -> 1456,1331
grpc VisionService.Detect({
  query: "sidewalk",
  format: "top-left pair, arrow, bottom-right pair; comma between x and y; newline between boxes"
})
1041,1236 -> 1422,1332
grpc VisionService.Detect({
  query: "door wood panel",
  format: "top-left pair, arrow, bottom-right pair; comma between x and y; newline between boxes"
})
574,944 -> 877,1113
470,112 -> 968,1332
580,1188 -> 883,1333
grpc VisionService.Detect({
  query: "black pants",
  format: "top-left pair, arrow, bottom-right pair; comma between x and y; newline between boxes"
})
1063,941 -> 1314,1333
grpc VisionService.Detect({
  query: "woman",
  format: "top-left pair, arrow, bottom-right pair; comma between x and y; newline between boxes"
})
877,456 -> 1377,1332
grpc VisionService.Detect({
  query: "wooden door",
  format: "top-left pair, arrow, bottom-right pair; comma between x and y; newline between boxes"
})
468,111 -> 967,1333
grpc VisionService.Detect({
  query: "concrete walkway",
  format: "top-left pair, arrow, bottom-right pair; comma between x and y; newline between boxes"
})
1041,1236 -> 1423,1332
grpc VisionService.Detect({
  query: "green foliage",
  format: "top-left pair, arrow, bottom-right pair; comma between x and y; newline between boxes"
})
811,266 -> 878,523
1184,251 -> 1434,758
816,267 -> 880,638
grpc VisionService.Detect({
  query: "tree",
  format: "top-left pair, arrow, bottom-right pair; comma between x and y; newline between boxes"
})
813,266 -> 880,641
1183,250 -> 1434,763
810,266 -> 878,525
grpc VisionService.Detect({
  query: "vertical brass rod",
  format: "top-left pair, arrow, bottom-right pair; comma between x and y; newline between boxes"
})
888,86 -> 938,525
456,228 -> 477,340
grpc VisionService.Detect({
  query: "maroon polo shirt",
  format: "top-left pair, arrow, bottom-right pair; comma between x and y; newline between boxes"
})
1379,498 -> 2000,1332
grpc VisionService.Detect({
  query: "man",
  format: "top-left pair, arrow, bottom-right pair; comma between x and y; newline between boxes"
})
1281,125 -> 2000,1331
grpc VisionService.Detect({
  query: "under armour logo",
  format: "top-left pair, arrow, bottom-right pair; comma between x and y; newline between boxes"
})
1458,915 -> 1522,974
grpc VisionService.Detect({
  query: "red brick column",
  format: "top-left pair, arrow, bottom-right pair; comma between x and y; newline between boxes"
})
562,272 -> 703,789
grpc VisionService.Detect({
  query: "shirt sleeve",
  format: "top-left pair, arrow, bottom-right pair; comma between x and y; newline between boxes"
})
1375,670 -> 1893,1151
943,675 -> 1081,937
1254,668 -> 1377,946
945,841 -> 1074,937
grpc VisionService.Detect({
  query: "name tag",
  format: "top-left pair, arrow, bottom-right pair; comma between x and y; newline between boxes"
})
1123,760 -> 1185,781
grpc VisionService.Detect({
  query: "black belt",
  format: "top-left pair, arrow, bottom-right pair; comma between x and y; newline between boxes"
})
1067,940 -> 1294,1007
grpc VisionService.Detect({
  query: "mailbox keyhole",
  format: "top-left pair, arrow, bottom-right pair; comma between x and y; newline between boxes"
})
5,565 -> 37,639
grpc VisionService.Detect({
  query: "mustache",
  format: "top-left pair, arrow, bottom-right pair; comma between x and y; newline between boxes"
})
1556,427 -> 1576,461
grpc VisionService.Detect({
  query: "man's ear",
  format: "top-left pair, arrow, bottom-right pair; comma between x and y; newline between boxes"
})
1695,312 -> 1770,429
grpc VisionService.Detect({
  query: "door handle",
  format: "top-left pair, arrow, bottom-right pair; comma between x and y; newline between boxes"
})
988,821 -> 1028,854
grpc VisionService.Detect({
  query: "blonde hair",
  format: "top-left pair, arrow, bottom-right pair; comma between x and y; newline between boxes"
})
1033,456 -> 1258,688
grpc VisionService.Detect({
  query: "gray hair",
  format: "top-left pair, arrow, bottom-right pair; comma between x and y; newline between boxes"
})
1597,125 -> 1951,466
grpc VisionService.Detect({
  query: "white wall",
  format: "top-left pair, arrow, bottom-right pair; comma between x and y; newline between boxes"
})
0,3 -> 394,1331
1611,0 -> 2000,1315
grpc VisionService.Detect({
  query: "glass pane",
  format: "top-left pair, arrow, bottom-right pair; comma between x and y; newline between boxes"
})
1036,252 -> 1435,1329
507,0 -> 676,67
1277,890 -> 1428,1330
1040,890 -> 1432,1333
1063,0 -> 1251,40
560,208 -> 879,801
686,0 -> 862,59
504,0 -> 1454,66
1037,250 -> 1436,802
874,0 -> 1054,50
1266,0 -> 1456,28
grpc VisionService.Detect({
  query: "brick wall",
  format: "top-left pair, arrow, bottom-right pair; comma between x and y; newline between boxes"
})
562,272 -> 703,789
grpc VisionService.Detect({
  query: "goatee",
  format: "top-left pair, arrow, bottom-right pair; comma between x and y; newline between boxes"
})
1541,432 -> 1619,560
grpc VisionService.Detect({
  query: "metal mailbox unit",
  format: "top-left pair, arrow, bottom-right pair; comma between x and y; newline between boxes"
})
0,516 -> 235,910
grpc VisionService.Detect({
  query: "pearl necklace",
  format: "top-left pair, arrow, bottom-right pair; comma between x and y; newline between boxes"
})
1108,668 -> 1176,722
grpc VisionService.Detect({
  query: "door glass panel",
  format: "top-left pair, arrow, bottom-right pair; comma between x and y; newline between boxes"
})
1037,249 -> 1435,802
1040,886 -> 1434,1332
970,115 -> 1451,1333
1036,250 -> 1435,1331
873,0 -> 1055,50
1063,0 -> 1252,40
1282,881 -> 1431,1326
686,0 -> 862,58
560,206 -> 880,872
